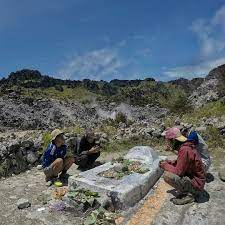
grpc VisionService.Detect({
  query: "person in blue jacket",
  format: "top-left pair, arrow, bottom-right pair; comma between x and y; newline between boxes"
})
42,129 -> 74,184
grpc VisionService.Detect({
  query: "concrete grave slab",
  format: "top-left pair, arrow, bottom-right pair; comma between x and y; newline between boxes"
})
68,146 -> 165,209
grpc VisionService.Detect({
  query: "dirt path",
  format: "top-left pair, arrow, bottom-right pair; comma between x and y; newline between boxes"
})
0,164 -> 84,225
125,165 -> 225,225
127,181 -> 171,225
152,167 -> 225,225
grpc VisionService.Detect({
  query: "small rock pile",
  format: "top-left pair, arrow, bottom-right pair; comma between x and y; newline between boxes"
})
114,121 -> 165,140
0,135 -> 41,178
200,116 -> 225,135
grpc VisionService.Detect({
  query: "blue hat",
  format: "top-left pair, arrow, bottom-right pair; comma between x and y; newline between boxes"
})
187,131 -> 199,144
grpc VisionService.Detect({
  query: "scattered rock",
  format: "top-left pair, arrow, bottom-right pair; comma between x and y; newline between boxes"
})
151,129 -> 163,138
36,207 -> 46,212
26,151 -> 38,164
195,126 -> 207,132
218,170 -> 225,182
37,165 -> 43,170
17,198 -> 31,209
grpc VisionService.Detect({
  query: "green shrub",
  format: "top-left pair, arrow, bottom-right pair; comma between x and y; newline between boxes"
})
159,84 -> 192,115
20,86 -> 98,103
182,100 -> 225,124
41,132 -> 52,153
102,136 -> 164,153
81,98 -> 92,105
97,125 -> 117,137
200,126 -> 224,148
54,85 -> 64,92
115,112 -> 127,124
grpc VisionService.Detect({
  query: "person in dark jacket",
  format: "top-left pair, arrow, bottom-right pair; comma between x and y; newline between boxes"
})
74,129 -> 100,170
42,129 -> 74,185
159,127 -> 206,205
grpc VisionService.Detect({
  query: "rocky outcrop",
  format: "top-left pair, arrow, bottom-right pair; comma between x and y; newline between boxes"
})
206,64 -> 225,80
0,69 -> 81,89
0,95 -> 99,131
187,65 -> 225,108
0,137 -> 40,177
189,78 -> 219,108
169,77 -> 204,94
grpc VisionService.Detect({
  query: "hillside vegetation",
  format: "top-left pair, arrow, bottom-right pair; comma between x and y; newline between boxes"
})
0,69 -> 196,114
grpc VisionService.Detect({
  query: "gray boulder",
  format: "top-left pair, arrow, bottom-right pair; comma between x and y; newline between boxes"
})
16,198 -> 31,209
26,151 -> 38,164
151,129 -> 163,138
21,140 -> 34,149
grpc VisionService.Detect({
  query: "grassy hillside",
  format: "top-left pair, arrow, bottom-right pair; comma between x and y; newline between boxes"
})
182,100 -> 225,124
21,86 -> 99,103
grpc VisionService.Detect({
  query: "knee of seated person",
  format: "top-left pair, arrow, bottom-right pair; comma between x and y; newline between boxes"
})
55,158 -> 63,165
65,156 -> 75,162
80,154 -> 88,160
163,171 -> 174,182
69,157 -> 75,163
79,159 -> 88,167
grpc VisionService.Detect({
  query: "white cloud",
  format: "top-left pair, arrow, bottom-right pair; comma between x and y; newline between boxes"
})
213,5 -> 225,30
191,4 -> 225,58
58,48 -> 124,80
164,57 -> 225,79
164,5 -> 225,80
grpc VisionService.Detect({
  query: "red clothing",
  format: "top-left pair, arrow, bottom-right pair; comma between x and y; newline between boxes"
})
161,141 -> 206,190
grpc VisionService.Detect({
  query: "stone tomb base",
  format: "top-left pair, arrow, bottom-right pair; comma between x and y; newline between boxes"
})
68,146 -> 165,209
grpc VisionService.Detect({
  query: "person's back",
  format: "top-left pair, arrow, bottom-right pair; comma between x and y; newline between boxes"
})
196,133 -> 211,171
187,131 -> 211,171
73,130 -> 101,169
73,136 -> 96,155
180,142 -> 206,190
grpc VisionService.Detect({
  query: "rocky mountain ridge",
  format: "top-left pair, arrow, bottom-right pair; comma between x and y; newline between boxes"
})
0,68 -> 205,97
0,65 -> 224,130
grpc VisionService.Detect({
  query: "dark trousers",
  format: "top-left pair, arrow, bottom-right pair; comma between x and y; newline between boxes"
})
163,171 -> 199,196
75,152 -> 100,168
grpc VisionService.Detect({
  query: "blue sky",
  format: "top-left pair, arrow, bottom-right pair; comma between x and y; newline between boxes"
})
0,0 -> 225,81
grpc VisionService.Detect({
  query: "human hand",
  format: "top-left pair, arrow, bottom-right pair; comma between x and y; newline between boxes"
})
159,160 -> 166,169
80,151 -> 88,156
89,146 -> 100,154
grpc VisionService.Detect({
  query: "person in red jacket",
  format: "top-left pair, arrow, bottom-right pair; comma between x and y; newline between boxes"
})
159,127 -> 206,205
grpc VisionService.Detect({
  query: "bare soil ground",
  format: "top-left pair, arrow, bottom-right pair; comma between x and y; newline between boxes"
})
0,150 -> 224,225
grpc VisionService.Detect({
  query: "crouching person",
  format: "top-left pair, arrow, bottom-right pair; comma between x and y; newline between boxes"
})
42,129 -> 74,186
159,127 -> 206,205
74,129 -> 100,170
181,127 -> 211,172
